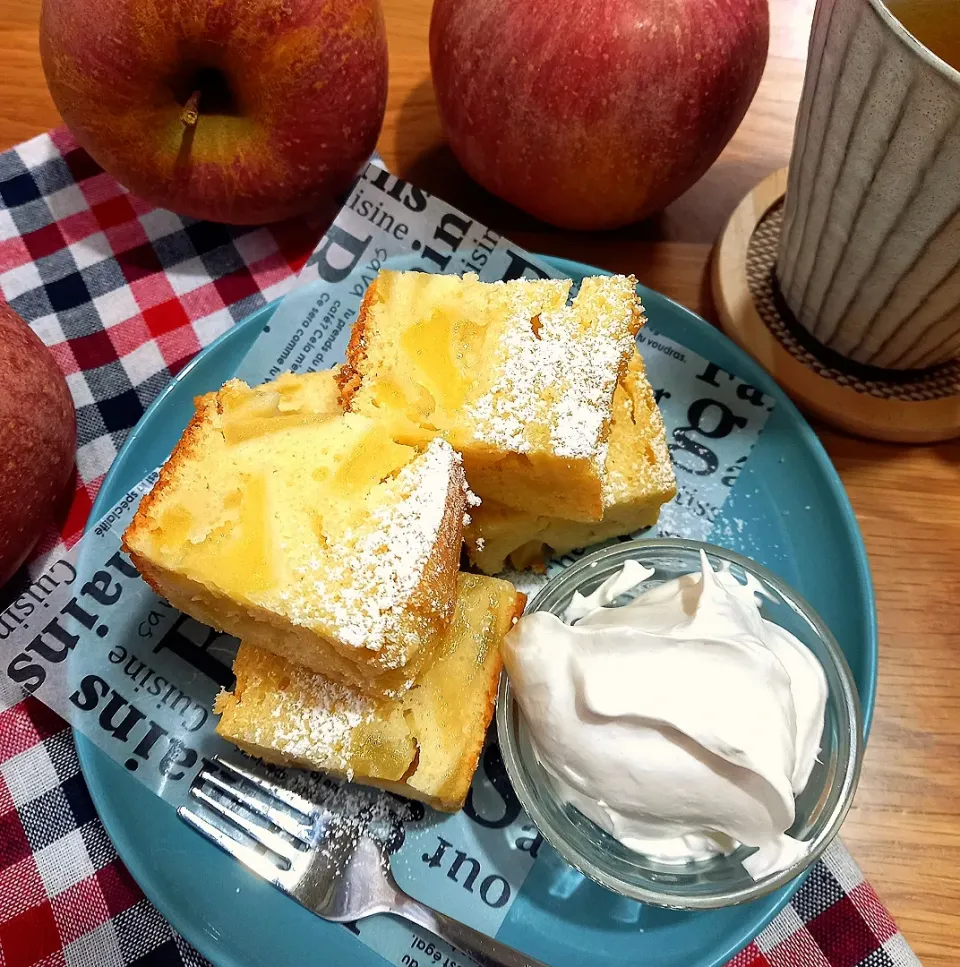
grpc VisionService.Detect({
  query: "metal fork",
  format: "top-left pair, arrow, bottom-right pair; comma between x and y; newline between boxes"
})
179,756 -> 547,967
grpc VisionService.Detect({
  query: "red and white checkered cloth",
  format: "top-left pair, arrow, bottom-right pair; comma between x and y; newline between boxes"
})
0,129 -> 921,967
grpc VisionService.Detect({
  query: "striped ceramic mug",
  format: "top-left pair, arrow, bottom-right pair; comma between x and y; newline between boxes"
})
776,0 -> 960,371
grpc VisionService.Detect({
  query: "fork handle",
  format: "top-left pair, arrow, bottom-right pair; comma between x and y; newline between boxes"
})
392,894 -> 548,967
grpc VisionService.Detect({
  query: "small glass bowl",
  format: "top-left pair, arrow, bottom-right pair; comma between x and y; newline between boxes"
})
497,538 -> 863,910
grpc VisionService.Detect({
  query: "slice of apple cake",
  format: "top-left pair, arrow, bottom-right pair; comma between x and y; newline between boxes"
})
339,270 -> 644,523
123,370 -> 469,698
215,573 -> 524,812
464,350 -> 677,572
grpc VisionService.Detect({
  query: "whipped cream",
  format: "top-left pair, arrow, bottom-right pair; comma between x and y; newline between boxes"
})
502,552 -> 828,879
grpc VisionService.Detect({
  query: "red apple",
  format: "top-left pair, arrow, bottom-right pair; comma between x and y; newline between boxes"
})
0,304 -> 76,588
430,0 -> 768,230
40,0 -> 388,224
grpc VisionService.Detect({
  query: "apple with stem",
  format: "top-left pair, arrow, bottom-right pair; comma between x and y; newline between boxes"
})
40,0 -> 388,224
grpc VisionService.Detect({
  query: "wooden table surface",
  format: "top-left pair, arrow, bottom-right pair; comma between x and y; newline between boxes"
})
2,0 -> 959,962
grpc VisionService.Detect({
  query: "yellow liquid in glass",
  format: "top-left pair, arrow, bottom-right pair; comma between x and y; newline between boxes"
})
885,0 -> 960,70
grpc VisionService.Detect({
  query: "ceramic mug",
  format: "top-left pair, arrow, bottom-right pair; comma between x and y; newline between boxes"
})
776,0 -> 960,371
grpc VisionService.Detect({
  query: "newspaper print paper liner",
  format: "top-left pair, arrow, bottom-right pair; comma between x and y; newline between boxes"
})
0,164 -> 876,967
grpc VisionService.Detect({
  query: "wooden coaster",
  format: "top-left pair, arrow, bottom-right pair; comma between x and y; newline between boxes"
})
712,168 -> 960,443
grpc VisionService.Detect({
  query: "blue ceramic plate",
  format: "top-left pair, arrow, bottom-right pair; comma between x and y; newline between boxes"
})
78,256 -> 877,967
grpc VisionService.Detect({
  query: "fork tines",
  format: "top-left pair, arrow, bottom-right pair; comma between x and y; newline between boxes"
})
178,756 -> 317,882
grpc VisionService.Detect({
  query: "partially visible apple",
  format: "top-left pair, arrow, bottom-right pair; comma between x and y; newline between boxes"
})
430,0 -> 768,230
40,0 -> 388,224
0,304 -> 76,588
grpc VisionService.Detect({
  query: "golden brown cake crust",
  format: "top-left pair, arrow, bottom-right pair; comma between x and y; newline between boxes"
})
409,460 -> 464,624
337,278 -> 379,408
122,392 -> 223,600
416,583 -> 525,809
122,392 -> 216,562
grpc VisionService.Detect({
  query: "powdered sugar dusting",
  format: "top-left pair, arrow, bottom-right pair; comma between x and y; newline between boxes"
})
280,438 -> 461,665
266,766 -> 422,862
249,666 -> 375,772
467,277 -> 640,462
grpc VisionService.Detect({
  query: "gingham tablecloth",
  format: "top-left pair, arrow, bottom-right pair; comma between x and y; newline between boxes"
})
0,128 -> 921,967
